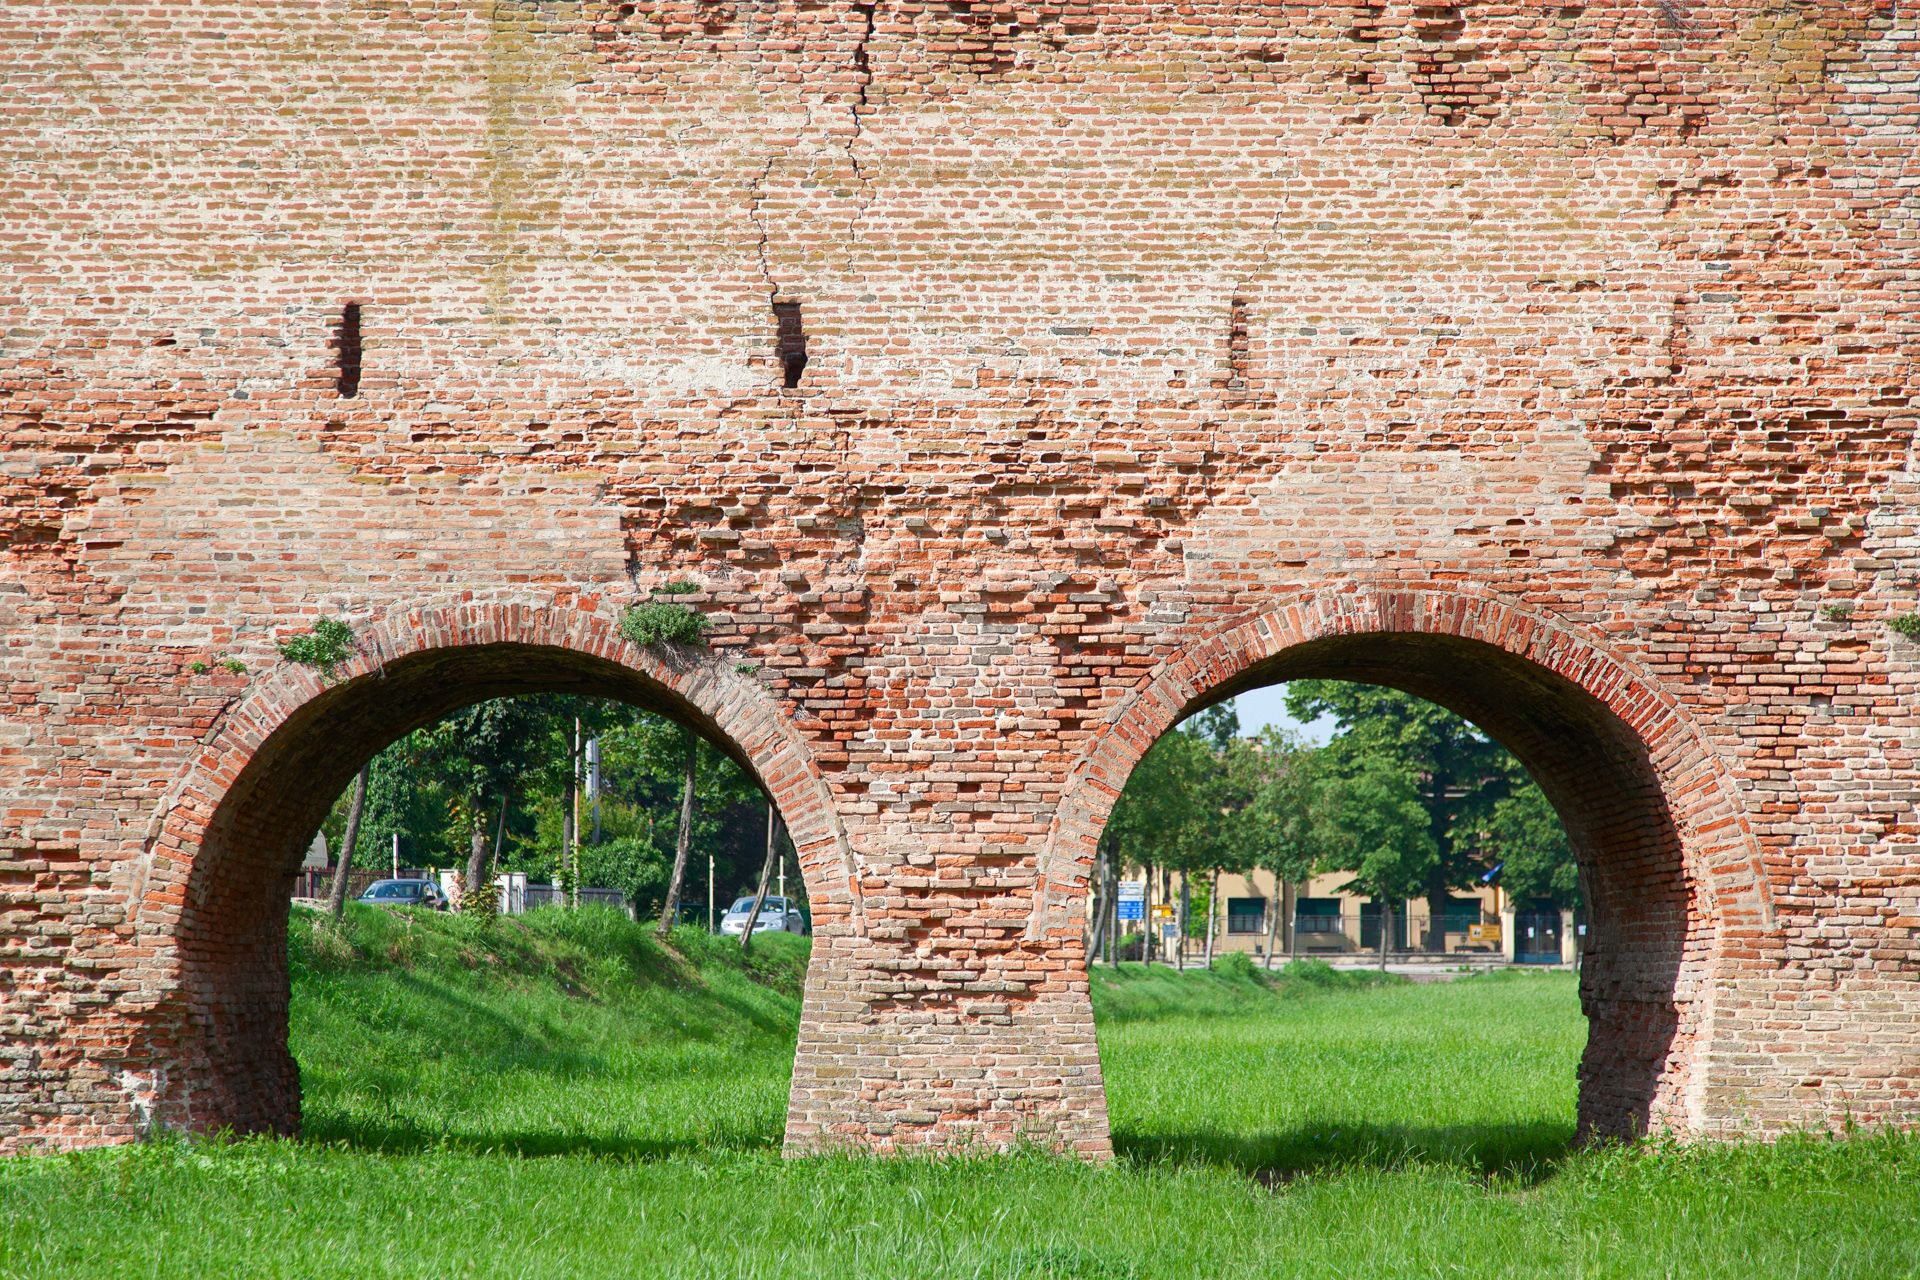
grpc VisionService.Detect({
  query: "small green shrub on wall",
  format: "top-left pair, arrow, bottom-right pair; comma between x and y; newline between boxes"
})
621,585 -> 708,649
1891,614 -> 1920,640
277,618 -> 357,675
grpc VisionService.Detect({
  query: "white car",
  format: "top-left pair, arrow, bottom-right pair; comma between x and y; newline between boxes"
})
719,895 -> 808,937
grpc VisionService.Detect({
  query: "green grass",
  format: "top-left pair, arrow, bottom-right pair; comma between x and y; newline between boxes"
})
3,909 -> 1917,1279
288,905 -> 805,1159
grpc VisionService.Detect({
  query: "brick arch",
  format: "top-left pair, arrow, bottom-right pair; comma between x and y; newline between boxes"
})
127,600 -> 861,1138
1035,586 -> 1773,1138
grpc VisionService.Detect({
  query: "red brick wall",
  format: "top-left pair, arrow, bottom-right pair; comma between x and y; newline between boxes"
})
3,0 -> 1917,1153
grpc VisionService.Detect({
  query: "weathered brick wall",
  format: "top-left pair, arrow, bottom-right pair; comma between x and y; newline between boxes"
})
2,0 -> 1916,1153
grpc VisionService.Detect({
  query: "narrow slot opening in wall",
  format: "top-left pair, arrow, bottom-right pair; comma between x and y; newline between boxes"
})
334,303 -> 362,399
1228,295 -> 1250,391
774,302 -> 808,389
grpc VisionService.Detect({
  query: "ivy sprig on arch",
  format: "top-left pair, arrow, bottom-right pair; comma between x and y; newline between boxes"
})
276,617 -> 357,677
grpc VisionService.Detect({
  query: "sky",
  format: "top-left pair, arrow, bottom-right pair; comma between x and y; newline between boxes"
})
1226,682 -> 1337,746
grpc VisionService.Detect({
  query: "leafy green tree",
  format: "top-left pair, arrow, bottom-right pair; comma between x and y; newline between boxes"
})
1106,706 -> 1264,965
1482,779 -> 1580,908
1308,754 -> 1439,967
1235,727 -> 1320,965
319,695 -> 783,922
1285,681 -> 1519,925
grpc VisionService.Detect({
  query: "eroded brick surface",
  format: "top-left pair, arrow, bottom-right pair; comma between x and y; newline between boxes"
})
2,0 -> 1917,1154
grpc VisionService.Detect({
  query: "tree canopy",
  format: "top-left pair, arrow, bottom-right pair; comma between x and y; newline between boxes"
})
323,696 -> 786,919
1103,681 -> 1579,924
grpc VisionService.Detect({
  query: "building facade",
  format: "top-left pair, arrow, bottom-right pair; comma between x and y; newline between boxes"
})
1135,868 -> 1577,965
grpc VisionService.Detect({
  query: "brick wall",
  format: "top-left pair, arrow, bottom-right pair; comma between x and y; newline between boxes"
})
2,0 -> 1917,1153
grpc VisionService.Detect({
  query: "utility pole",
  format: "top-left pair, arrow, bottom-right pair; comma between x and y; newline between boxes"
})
570,717 -> 582,908
586,737 -> 602,843
391,831 -> 399,880
708,853 -> 716,932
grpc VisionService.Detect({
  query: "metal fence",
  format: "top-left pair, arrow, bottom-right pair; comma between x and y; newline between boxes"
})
1116,908 -> 1528,962
293,868 -> 628,917
524,883 -> 628,914
291,867 -> 432,902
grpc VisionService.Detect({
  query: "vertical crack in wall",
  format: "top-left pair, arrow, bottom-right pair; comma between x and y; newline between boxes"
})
746,154 -> 781,305
844,2 -> 880,229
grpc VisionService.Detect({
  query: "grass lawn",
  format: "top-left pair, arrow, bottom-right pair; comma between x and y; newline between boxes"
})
3,907 -> 1916,1279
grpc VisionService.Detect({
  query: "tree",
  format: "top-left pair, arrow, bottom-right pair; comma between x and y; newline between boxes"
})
1237,727 -> 1319,966
1309,755 -> 1438,969
1108,724 -> 1220,968
316,695 -> 791,927
740,805 -> 781,955
325,765 -> 370,921
412,697 -> 559,905
656,728 -> 698,941
1482,779 -> 1580,908
1286,681 -> 1521,930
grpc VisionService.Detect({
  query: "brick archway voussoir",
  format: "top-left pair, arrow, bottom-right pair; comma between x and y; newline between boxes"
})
1029,586 -> 1773,940
132,599 -> 865,946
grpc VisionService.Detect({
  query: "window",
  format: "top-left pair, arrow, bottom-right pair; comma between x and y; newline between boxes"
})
1227,896 -> 1266,934
1295,896 -> 1341,934
1438,897 -> 1484,934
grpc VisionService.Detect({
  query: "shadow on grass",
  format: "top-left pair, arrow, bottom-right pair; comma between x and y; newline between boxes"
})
1115,1119 -> 1578,1186
299,1112 -> 784,1162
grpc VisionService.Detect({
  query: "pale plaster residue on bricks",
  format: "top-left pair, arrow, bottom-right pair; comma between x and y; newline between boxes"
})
2,0 -> 1918,1156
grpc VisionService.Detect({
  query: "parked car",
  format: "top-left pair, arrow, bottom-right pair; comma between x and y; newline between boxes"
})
358,878 -> 449,911
718,895 -> 807,937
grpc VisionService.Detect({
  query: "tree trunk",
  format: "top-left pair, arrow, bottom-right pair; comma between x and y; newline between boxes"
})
1379,902 -> 1391,972
1263,876 -> 1282,970
1107,867 -> 1119,968
490,789 -> 511,867
1085,842 -> 1110,963
460,788 -> 510,914
465,819 -> 486,910
325,765 -> 371,922
1203,868 -> 1220,967
741,804 -> 779,954
657,730 -> 698,942
566,725 -> 581,908
1176,874 -> 1190,971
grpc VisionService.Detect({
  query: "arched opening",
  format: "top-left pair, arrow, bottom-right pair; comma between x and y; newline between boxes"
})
1046,594 -> 1763,1147
1196,630 -> 1695,1143
133,611 -> 852,1142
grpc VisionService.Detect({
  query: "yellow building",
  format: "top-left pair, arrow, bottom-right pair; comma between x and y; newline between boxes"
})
1120,867 -> 1578,965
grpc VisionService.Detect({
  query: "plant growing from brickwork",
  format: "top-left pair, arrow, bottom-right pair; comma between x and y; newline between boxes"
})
1821,603 -> 1854,622
620,585 -> 708,650
277,618 -> 358,676
1891,614 -> 1920,640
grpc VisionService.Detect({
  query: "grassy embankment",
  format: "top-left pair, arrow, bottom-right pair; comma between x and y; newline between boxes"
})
3,906 -> 1917,1279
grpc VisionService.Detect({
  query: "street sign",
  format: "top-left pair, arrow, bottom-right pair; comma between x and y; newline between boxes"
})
1116,880 -> 1147,922
1468,923 -> 1501,944
1151,904 -> 1175,922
